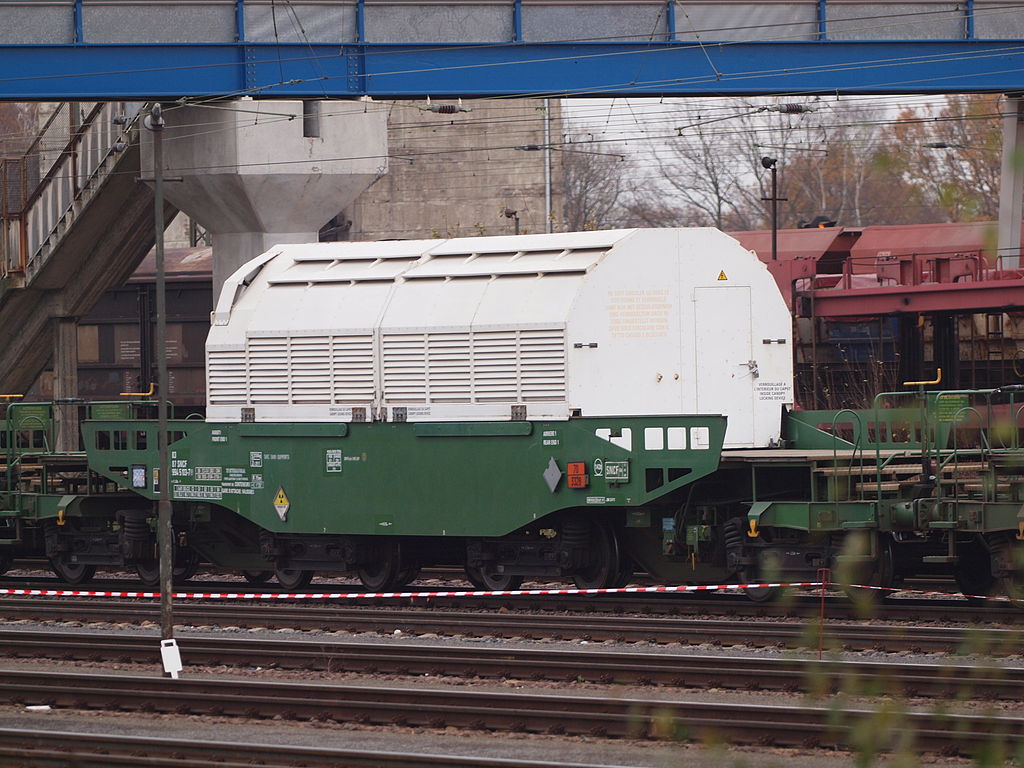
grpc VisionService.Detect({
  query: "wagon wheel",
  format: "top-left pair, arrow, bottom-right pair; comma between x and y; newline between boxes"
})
395,565 -> 421,588
840,533 -> 896,607
172,549 -> 200,581
989,533 -> 1024,608
465,565 -> 523,591
135,560 -> 160,587
275,568 -> 315,590
135,549 -> 201,587
611,555 -> 634,589
242,570 -> 274,585
572,520 -> 623,590
954,536 -> 995,599
0,552 -> 12,576
50,557 -> 96,586
357,540 -> 408,591
740,556 -> 782,602
741,577 -> 780,603
357,559 -> 402,591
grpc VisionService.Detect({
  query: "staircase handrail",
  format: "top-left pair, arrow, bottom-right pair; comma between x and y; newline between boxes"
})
1,101 -> 144,279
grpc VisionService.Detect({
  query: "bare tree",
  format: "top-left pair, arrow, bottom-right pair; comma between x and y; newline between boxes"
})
559,138 -> 629,231
563,95 -> 1004,233
626,97 -> 1003,230
884,94 -> 1004,222
627,102 -> 828,230
779,105 -> 933,227
629,112 -> 766,230
617,195 -> 692,228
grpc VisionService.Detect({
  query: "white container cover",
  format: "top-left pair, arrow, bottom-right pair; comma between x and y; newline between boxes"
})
206,228 -> 793,448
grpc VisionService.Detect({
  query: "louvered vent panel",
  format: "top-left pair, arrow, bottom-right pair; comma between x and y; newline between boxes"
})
211,334 -> 377,408
332,335 -> 375,403
519,330 -> 567,401
374,328 -> 566,408
290,337 -> 331,403
427,332 -> 472,402
207,350 -> 247,404
247,339 -> 290,403
383,333 -> 427,402
472,331 -> 519,402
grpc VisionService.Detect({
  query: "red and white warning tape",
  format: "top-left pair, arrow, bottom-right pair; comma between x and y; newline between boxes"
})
0,581 -> 1017,601
0,582 -> 817,600
840,582 -> 1023,602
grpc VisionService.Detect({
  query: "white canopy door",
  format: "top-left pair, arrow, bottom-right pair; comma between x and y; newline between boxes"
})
693,286 -> 755,448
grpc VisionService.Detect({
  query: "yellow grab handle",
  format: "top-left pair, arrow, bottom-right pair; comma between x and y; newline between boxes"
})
903,368 -> 942,387
120,382 -> 156,397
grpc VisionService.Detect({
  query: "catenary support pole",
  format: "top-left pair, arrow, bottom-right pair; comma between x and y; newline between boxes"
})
146,103 -> 174,645
771,164 -> 778,262
543,98 -> 552,233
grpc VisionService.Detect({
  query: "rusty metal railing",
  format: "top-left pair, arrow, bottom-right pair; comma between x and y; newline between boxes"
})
0,101 -> 143,280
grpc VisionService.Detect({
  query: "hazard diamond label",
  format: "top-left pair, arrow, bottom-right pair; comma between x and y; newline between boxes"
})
273,487 -> 290,521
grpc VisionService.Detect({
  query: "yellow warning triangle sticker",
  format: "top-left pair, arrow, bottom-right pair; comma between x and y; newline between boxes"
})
273,487 -> 290,521
717,270 -> 728,281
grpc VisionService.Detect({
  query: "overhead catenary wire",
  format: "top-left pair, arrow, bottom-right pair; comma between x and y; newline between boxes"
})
5,88 -> 1012,160
1,97 -> 1009,193
0,93 -> 972,157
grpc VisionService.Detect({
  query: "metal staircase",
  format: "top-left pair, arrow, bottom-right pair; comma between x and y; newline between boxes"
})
0,102 -> 177,394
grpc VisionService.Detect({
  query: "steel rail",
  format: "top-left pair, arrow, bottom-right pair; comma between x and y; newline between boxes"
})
2,576 -> 1017,624
1,668 -> 1020,754
0,598 -> 1018,654
0,727 -> 600,768
1,630 -> 1020,699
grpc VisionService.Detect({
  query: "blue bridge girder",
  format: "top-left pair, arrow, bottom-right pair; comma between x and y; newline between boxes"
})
1,0 -> 1024,99
3,40 -> 1024,100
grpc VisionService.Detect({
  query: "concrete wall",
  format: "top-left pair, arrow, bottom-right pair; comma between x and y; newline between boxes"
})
165,98 -> 563,247
343,99 -> 563,241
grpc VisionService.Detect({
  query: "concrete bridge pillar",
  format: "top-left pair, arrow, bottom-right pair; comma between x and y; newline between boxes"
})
998,95 -> 1024,269
141,99 -> 388,296
53,317 -> 79,452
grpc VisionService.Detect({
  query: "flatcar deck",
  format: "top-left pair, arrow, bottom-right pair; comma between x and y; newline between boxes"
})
720,448 -> 912,463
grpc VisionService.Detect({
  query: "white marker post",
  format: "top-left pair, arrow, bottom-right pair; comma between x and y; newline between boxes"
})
160,638 -> 183,679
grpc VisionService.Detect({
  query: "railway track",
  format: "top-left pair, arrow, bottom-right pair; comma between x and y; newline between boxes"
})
0,598 -> 1019,654
3,575 -> 1024,622
2,667 -> 1020,754
0,727 -> 599,768
2,629 -> 1021,698
2,573 -> 1018,624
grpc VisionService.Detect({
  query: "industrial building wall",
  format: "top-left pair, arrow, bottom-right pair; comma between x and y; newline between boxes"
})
342,99 -> 563,241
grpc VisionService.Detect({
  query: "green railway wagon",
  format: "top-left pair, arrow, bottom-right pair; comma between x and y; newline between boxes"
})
6,229 -> 1024,599
79,415 -> 728,589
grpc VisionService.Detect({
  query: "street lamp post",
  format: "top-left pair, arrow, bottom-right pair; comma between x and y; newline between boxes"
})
760,156 -> 786,261
502,207 -> 520,235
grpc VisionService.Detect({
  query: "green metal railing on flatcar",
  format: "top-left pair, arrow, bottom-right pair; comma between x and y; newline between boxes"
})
1,400 -> 160,497
787,384 -> 1024,504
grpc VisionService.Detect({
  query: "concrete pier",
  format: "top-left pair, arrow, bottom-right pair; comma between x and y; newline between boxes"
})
141,99 -> 388,296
